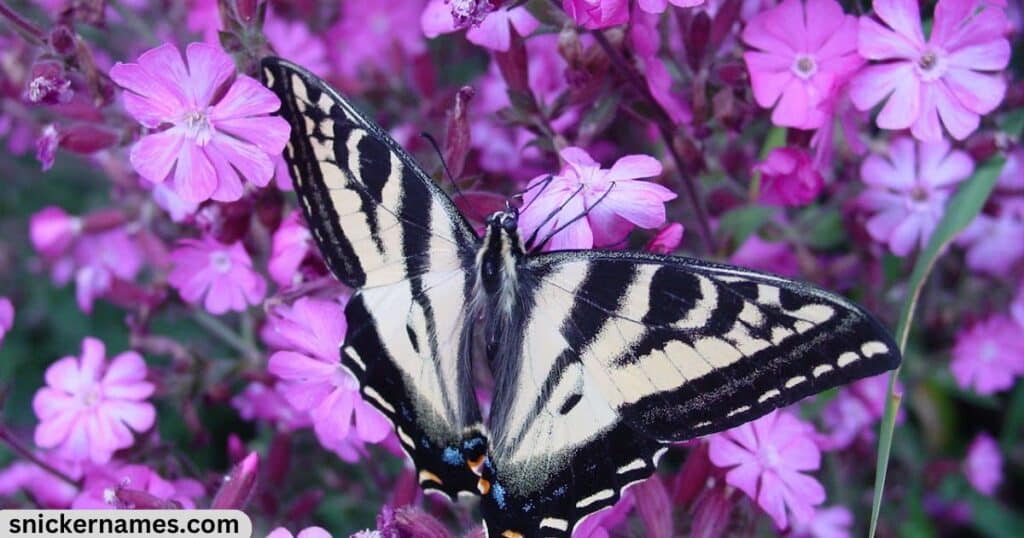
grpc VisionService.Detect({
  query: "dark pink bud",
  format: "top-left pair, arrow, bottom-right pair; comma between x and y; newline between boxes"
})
714,62 -> 747,88
709,0 -> 742,50
25,59 -> 73,105
30,206 -> 81,257
48,25 -> 76,56
672,442 -> 712,506
211,451 -> 259,509
443,86 -> 474,180
82,209 -> 129,233
634,475 -> 674,537
109,487 -> 183,510
645,223 -> 684,254
234,0 -> 260,22
266,432 -> 291,487
685,12 -> 711,71
388,469 -> 420,509
254,186 -> 284,231
494,26 -> 529,95
284,489 -> 324,522
378,506 -> 452,538
755,147 -> 824,207
36,124 -> 59,171
59,123 -> 118,154
689,482 -> 735,538
227,434 -> 245,464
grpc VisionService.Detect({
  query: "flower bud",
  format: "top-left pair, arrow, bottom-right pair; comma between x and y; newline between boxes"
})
110,487 -> 183,509
267,432 -> 291,487
35,125 -> 59,171
30,206 -> 82,257
494,26 -> 529,95
755,147 -> 824,207
672,442 -> 712,506
377,506 -> 452,538
234,0 -> 261,22
645,223 -> 684,254
58,123 -> 118,154
48,25 -> 76,56
689,481 -> 736,538
211,451 -> 259,509
634,475 -> 674,537
25,60 -> 73,105
443,86 -> 474,180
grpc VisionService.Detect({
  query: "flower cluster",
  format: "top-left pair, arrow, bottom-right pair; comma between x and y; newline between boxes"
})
0,0 -> 1020,536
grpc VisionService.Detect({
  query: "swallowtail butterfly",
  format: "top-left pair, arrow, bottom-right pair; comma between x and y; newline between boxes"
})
261,57 -> 900,537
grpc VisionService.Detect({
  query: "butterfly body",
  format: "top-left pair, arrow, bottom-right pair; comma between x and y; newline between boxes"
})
261,57 -> 901,538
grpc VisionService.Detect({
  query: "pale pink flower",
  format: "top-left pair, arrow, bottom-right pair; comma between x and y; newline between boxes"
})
422,0 -> 539,51
520,147 -> 674,250
30,206 -> 81,258
730,236 -> 800,277
0,455 -> 81,508
964,432 -> 1002,495
957,198 -> 1024,277
269,211 -> 315,287
637,0 -> 705,13
950,314 -> 1024,395
33,338 -> 155,464
857,137 -> 973,256
708,410 -> 826,530
266,298 -> 391,448
645,223 -> 685,254
167,236 -> 267,315
821,373 -> 900,450
0,297 -> 12,347
791,505 -> 854,538
571,490 -> 634,538
564,0 -> 629,29
230,382 -> 312,433
328,0 -> 427,85
151,183 -> 200,223
742,0 -> 862,129
264,10 -> 330,77
70,230 -> 145,313
630,7 -> 691,124
849,0 -> 1011,141
186,0 -> 219,43
266,527 -> 332,538
72,463 -> 204,509
110,42 -> 290,203
755,147 -> 825,206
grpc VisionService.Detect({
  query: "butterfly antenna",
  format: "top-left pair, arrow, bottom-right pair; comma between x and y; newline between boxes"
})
524,182 -> 585,251
532,183 -> 616,253
516,175 -> 555,214
421,131 -> 467,202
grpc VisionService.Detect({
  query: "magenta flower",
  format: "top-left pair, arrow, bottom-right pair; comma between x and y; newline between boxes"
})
64,230 -> 145,313
791,505 -> 854,538
269,211 -> 315,287
422,0 -> 539,51
637,0 -> 704,13
328,1 -> 427,85
266,527 -> 332,538
264,9 -> 330,77
563,0 -> 629,29
849,0 -> 1011,141
821,373 -> 899,450
730,236 -> 800,277
571,490 -> 634,538
857,137 -> 973,256
755,147 -> 825,207
266,298 -> 391,449
957,198 -> 1024,277
0,297 -> 12,347
231,382 -> 311,433
31,210 -> 75,259
742,0 -> 862,129
964,433 -> 1002,495
950,314 -> 1024,395
110,42 -> 290,203
167,236 -> 267,315
708,410 -> 826,530
630,8 -> 691,125
72,463 -> 204,509
519,147 -> 675,250
33,337 -> 155,464
645,223 -> 685,254
0,454 -> 80,508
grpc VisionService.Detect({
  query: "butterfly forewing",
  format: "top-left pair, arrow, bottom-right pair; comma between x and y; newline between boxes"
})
479,252 -> 900,536
261,58 -> 485,499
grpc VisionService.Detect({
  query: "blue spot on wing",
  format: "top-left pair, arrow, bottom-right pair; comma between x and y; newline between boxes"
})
492,483 -> 507,509
442,447 -> 463,466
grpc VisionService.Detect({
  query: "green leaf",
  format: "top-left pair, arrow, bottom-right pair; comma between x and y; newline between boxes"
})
718,205 -> 774,246
801,208 -> 846,250
999,383 -> 1024,453
578,90 -> 622,143
967,491 -> 1024,537
999,108 -> 1024,138
868,157 -> 1005,538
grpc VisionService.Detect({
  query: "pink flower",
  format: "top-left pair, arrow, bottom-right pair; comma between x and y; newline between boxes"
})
964,432 -> 1002,495
563,0 -> 629,29
708,410 -> 826,530
755,147 -> 825,207
791,506 -> 854,538
0,455 -> 80,508
730,236 -> 800,277
422,0 -> 539,51
849,0 -> 1011,141
630,7 -> 691,125
65,230 -> 145,313
72,464 -> 204,509
950,314 -> 1024,395
857,137 -> 973,256
328,1 -> 427,85
519,147 -> 674,250
167,236 -> 267,315
266,298 -> 391,448
573,490 -> 634,537
266,527 -> 332,538
645,223 -> 685,254
957,198 -> 1024,277
637,0 -> 705,13
269,211 -> 315,287
110,43 -> 290,204
742,0 -> 862,129
230,382 -> 311,433
33,337 -> 155,464
264,9 -> 330,77
0,297 -> 12,347
821,373 -> 899,450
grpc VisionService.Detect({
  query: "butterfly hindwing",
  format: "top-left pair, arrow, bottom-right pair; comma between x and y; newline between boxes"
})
261,58 -> 485,498
480,252 -> 900,536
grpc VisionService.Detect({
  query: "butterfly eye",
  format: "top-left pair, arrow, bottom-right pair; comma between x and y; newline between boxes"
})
502,216 -> 517,233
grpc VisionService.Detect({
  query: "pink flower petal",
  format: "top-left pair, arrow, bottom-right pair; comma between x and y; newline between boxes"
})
849,62 -> 913,112
183,42 -> 236,107
947,40 -> 1012,71
214,115 -> 290,154
209,76 -> 283,121
102,351 -> 147,385
935,82 -> 981,140
872,0 -> 926,47
102,400 -> 156,432
172,141 -> 217,204
857,16 -> 920,61
943,67 -> 1007,115
130,128 -> 185,185
876,69 -> 921,130
606,154 -> 663,181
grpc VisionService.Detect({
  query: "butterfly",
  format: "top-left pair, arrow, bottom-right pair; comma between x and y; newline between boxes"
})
260,57 -> 901,537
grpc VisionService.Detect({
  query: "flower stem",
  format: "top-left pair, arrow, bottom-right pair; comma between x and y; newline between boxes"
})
107,0 -> 159,46
0,426 -> 80,488
0,1 -> 44,45
587,29 -> 717,253
192,311 -> 261,361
